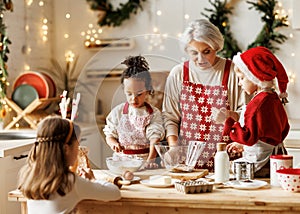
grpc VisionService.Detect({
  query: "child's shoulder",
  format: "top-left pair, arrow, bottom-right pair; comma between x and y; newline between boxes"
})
249,92 -> 280,110
110,102 -> 127,112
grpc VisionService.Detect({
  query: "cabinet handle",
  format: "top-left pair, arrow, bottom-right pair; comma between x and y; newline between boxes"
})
13,154 -> 28,160
81,137 -> 87,142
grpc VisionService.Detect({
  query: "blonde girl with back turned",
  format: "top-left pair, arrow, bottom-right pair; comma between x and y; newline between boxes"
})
18,116 -> 121,214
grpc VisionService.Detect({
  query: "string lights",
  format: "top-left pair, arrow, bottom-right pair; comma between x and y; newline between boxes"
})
81,24 -> 103,48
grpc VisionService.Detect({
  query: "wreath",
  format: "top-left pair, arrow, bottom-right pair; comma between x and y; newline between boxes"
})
86,0 -> 146,27
202,0 -> 289,58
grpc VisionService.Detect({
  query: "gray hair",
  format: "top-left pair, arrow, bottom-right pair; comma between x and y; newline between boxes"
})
180,19 -> 224,52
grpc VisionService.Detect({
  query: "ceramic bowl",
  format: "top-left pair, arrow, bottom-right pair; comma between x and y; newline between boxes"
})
106,156 -> 144,175
276,168 -> 300,192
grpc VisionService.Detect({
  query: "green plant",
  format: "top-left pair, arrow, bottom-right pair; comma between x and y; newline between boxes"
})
0,0 -> 13,121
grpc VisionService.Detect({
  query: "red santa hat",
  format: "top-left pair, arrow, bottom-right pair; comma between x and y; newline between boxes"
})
233,46 -> 289,103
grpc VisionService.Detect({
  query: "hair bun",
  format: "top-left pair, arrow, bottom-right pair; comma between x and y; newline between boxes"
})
122,55 -> 149,71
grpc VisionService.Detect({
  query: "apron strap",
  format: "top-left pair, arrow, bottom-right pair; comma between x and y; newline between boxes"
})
144,102 -> 154,114
183,61 -> 189,82
221,59 -> 232,87
184,60 -> 231,86
122,102 -> 153,114
123,102 -> 130,114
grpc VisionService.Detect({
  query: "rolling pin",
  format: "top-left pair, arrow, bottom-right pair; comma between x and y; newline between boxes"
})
106,176 -> 131,189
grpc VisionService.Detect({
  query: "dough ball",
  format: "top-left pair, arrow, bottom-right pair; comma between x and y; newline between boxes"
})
123,170 -> 134,180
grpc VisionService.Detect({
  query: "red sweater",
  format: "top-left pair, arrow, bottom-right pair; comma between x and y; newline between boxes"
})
223,92 -> 290,146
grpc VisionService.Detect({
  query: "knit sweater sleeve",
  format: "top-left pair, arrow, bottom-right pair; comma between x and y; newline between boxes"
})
103,103 -> 124,139
224,93 -> 289,146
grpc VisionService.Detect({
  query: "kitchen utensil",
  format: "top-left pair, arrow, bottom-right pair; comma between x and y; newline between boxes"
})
232,161 -> 254,181
41,72 -> 56,97
175,180 -> 214,194
276,168 -> 300,192
13,71 -> 51,98
270,155 -> 293,186
12,84 -> 39,109
224,180 -> 268,190
106,176 -> 131,189
185,141 -> 206,171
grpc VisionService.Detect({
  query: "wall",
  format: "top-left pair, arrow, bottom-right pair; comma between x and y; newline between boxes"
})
3,0 -> 300,125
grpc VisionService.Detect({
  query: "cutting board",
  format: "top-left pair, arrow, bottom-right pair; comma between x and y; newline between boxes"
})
167,169 -> 209,180
134,168 -> 209,180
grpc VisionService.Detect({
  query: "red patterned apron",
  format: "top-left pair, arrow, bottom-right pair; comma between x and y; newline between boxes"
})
117,102 -> 153,157
179,60 -> 233,171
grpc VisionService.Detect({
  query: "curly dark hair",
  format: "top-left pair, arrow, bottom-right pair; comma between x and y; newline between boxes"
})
121,55 -> 153,93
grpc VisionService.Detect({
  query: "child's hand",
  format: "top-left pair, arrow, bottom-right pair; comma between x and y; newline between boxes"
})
77,167 -> 95,181
211,107 -> 227,124
142,159 -> 159,169
108,141 -> 123,153
227,142 -> 244,154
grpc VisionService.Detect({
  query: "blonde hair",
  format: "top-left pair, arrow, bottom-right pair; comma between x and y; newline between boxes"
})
180,19 -> 224,52
18,116 -> 81,200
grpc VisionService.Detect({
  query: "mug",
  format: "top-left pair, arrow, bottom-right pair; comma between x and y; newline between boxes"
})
270,155 -> 293,186
233,161 -> 254,181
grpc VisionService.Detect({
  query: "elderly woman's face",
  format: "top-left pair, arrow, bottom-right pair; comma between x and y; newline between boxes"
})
186,40 -> 217,69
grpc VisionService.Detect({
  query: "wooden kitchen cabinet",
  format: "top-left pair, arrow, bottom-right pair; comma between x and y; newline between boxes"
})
0,152 -> 28,214
79,123 -> 112,169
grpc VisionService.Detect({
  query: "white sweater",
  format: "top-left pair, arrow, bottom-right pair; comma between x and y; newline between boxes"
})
27,176 -> 121,214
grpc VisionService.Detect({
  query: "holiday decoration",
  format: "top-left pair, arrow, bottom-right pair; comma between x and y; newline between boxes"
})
202,0 -> 288,58
201,0 -> 241,59
86,0 -> 146,27
0,0 -> 13,122
246,0 -> 288,51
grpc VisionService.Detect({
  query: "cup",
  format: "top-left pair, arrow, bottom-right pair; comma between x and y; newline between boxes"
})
270,155 -> 293,186
233,161 -> 254,181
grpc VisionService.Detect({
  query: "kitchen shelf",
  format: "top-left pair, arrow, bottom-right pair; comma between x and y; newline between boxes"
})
4,97 -> 60,130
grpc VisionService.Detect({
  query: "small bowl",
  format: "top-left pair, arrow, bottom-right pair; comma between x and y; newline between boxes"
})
276,168 -> 300,192
106,156 -> 144,175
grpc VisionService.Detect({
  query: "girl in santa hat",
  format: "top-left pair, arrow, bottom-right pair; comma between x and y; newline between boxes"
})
222,46 -> 290,177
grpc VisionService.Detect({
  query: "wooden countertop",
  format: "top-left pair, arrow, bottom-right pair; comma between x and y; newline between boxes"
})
8,169 -> 300,214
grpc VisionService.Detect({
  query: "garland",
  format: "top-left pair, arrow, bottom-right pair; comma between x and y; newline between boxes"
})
0,0 -> 13,120
86,0 -> 146,27
202,0 -> 288,58
201,0 -> 241,59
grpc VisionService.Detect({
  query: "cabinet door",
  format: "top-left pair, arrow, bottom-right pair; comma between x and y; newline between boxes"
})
81,130 -> 101,169
0,153 -> 27,214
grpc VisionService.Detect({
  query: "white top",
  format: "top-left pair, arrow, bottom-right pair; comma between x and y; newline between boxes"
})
162,58 -> 246,138
103,102 -> 165,141
27,176 -> 121,214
